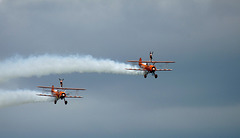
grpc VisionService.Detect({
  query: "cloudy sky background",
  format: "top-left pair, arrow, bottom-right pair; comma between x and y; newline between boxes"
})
0,0 -> 240,137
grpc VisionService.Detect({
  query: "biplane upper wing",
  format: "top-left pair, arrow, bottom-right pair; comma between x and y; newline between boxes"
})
128,60 -> 175,63
148,61 -> 175,63
37,86 -> 52,89
127,60 -> 141,62
53,87 -> 86,90
37,86 -> 86,90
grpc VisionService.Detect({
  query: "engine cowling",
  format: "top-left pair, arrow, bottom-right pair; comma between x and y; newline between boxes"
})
60,93 -> 66,99
152,67 -> 156,72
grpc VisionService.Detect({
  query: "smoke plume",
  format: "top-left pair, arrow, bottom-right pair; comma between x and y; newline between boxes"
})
0,89 -> 53,108
0,54 -> 140,82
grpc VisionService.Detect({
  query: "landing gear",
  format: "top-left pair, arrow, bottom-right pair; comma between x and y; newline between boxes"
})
54,100 -> 57,104
144,72 -> 158,78
64,98 -> 68,105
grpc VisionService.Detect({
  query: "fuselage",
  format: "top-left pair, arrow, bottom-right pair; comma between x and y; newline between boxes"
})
140,63 -> 156,73
52,90 -> 66,100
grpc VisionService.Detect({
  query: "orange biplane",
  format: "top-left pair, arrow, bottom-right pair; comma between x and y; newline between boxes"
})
126,52 -> 175,78
37,79 -> 85,105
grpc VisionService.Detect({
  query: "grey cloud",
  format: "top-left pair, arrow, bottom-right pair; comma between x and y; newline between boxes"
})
0,0 -> 240,137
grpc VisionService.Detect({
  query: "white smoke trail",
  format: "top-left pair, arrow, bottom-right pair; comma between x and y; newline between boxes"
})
0,89 -> 53,108
0,54 -> 141,82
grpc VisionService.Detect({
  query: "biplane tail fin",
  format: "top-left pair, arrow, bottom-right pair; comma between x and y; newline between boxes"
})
139,58 -> 142,67
51,85 -> 54,93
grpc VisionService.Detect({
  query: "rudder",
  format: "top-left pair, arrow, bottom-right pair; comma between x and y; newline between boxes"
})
51,85 -> 54,93
139,58 -> 142,67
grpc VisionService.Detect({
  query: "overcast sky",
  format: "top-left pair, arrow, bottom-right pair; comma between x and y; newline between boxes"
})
0,0 -> 240,137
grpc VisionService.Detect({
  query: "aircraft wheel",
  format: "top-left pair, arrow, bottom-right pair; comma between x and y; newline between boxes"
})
144,74 -> 147,78
155,74 -> 158,78
65,101 -> 68,105
54,100 -> 57,104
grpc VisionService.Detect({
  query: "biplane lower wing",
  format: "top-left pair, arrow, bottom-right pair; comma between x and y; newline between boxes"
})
37,94 -> 53,97
125,68 -> 145,71
126,68 -> 172,71
156,69 -> 173,71
66,96 -> 83,98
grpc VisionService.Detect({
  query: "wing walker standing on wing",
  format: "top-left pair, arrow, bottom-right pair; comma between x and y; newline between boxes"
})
59,78 -> 64,87
37,79 -> 86,105
126,52 -> 175,78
